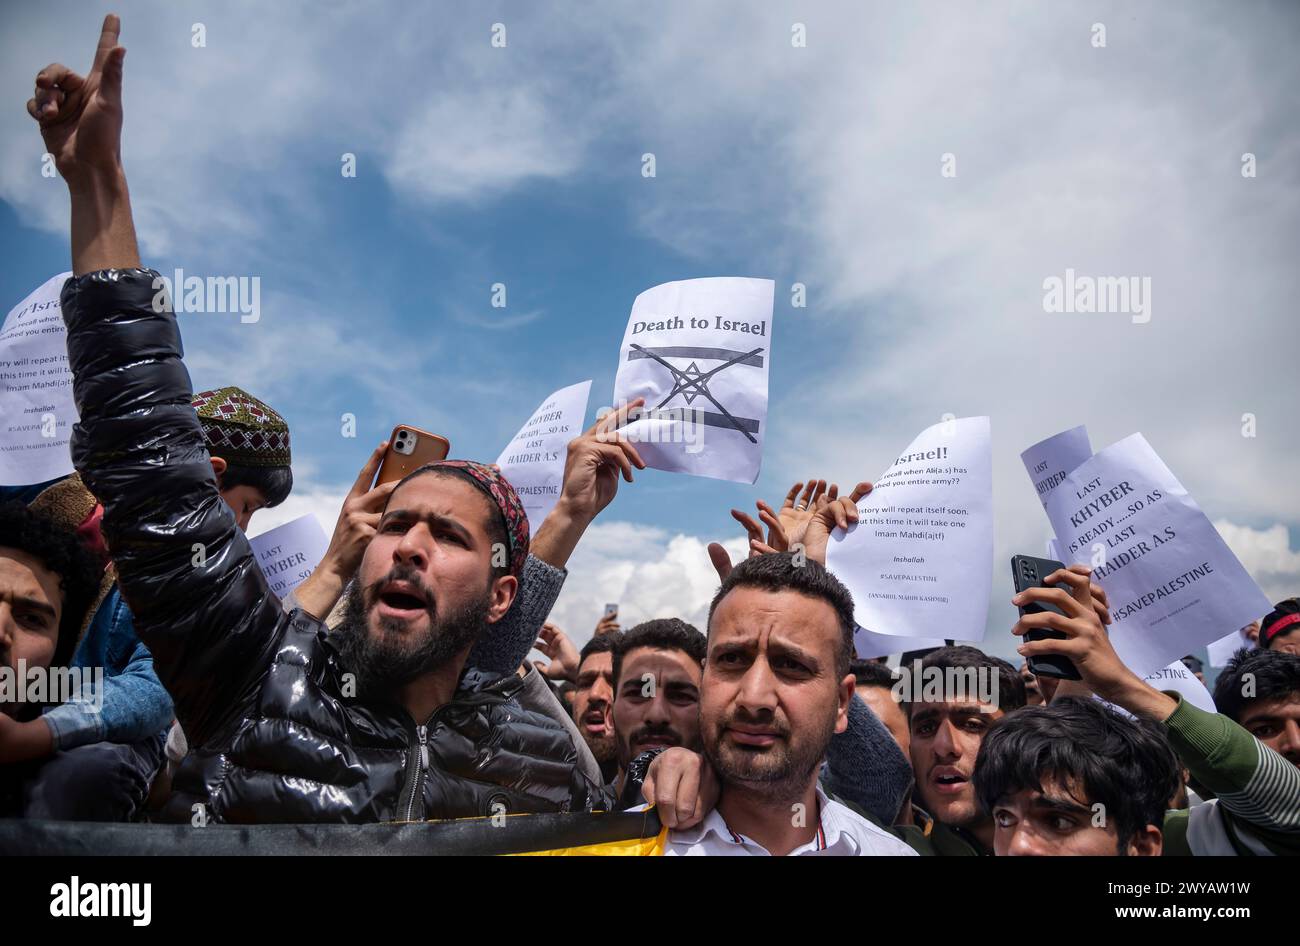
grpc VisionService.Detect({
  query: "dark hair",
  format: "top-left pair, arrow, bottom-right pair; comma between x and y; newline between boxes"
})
1213,647 -> 1300,722
0,501 -> 101,670
974,697 -> 1180,853
579,632 -> 620,669
850,659 -> 898,691
904,646 -> 1027,715
1261,597 -> 1300,649
216,461 -> 293,508
708,552 -> 855,677
611,618 -> 706,691
391,465 -> 510,579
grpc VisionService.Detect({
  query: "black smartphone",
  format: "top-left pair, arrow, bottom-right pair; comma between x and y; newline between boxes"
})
1011,554 -> 1081,680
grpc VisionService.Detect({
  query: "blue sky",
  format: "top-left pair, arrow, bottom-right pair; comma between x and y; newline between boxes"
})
4,1 -> 1299,667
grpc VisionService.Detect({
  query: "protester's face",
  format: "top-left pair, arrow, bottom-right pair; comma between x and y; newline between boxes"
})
991,776 -> 1161,856
1237,695 -> 1300,769
1269,628 -> 1300,656
573,652 -> 616,766
856,684 -> 910,759
0,548 -> 62,719
702,587 -> 852,802
219,484 -> 267,533
612,646 -> 702,770
337,475 -> 516,694
1019,663 -> 1044,706
910,700 -> 1004,829
210,456 -> 267,532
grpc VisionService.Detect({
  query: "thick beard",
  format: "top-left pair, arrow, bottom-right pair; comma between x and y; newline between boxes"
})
702,709 -> 834,807
582,730 -> 619,782
332,573 -> 492,702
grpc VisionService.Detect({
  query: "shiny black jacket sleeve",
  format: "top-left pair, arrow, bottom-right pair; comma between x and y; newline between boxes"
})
61,269 -> 283,747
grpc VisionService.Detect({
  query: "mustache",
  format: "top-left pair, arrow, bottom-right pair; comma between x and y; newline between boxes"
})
719,706 -> 789,738
630,724 -> 682,745
363,563 -> 436,616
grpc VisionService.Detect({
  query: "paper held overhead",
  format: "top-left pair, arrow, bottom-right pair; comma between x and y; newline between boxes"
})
0,273 -> 77,486
248,514 -> 330,600
1043,433 -> 1271,678
853,625 -> 946,661
827,416 -> 994,642
612,277 -> 775,485
496,380 -> 592,535
1021,425 -> 1092,511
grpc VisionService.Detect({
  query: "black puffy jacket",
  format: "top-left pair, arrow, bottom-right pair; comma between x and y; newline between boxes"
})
62,269 -> 603,823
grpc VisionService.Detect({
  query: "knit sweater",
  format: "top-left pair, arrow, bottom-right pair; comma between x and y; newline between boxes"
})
1159,696 -> 1300,856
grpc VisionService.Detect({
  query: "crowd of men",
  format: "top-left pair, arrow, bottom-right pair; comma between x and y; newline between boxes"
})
2,15 -> 1298,856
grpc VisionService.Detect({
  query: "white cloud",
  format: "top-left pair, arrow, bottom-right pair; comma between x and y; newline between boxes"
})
246,485 -> 346,542
1,3 -> 594,259
1214,520 -> 1300,609
545,521 -> 746,651
386,88 -> 584,202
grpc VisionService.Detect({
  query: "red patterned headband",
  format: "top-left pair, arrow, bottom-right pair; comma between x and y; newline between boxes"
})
423,460 -> 530,578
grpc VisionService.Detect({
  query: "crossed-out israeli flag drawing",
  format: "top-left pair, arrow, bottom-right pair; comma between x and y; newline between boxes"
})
612,277 -> 775,484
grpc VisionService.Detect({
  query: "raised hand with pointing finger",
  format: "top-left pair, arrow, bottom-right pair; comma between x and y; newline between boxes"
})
27,13 -> 140,275
29,13 -> 126,186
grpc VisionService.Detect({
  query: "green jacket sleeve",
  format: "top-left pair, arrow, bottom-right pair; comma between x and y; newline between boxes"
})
1161,694 -> 1300,852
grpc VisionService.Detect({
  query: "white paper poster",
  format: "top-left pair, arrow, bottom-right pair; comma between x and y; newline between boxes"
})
249,514 -> 330,599
827,416 -> 994,641
853,625 -> 945,661
1021,425 -> 1091,511
496,380 -> 591,534
1207,627 -> 1255,668
1044,434 -> 1271,678
611,277 -> 774,484
0,273 -> 77,485
1099,660 -> 1216,718
1142,660 -> 1216,714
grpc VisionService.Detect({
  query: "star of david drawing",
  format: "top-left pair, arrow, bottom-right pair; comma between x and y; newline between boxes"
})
626,343 -> 765,443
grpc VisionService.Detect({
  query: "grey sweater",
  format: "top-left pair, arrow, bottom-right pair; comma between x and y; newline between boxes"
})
823,695 -> 914,825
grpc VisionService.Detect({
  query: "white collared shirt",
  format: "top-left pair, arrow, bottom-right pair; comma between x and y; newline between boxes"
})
658,786 -> 918,857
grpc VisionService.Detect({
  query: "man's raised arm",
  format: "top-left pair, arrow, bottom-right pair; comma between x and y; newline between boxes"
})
29,15 -> 283,745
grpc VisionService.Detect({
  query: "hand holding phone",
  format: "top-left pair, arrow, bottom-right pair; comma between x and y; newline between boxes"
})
594,606 -> 620,637
1011,555 -> 1082,680
375,426 -> 451,487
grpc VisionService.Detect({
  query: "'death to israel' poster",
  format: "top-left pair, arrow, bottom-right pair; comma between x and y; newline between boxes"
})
612,277 -> 774,485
